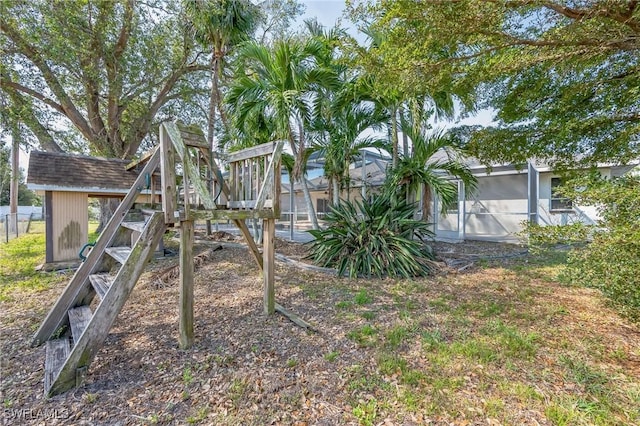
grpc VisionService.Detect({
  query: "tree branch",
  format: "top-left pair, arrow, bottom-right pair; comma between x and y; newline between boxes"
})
0,17 -> 98,143
0,77 -> 65,115
541,1 -> 640,33
2,81 -> 64,152
124,63 -> 209,158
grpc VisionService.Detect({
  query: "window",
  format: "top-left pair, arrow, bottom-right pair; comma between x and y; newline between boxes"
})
316,198 -> 330,215
550,177 -> 573,211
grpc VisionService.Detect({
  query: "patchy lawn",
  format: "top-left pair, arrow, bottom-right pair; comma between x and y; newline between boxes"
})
1,232 -> 639,425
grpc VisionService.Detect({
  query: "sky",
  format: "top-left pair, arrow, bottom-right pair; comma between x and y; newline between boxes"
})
298,0 -> 346,28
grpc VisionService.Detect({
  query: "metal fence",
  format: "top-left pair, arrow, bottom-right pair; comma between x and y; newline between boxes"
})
0,213 -> 34,243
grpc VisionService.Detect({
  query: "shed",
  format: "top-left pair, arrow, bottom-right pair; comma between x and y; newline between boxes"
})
27,151 -> 158,266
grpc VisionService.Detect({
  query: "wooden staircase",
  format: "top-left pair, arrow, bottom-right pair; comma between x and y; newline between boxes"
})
34,122 -> 286,397
34,148 -> 166,397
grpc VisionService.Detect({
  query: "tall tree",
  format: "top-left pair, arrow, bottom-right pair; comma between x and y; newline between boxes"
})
304,20 -> 388,205
348,0 -> 640,167
227,38 -> 339,229
1,0 -> 208,159
254,0 -> 306,43
310,100 -> 388,205
349,23 -> 457,167
185,0 -> 260,152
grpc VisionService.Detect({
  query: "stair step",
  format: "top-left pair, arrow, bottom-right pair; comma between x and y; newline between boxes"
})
44,338 -> 70,393
89,274 -> 113,300
68,306 -> 93,344
105,246 -> 131,264
121,221 -> 146,233
140,208 -> 162,217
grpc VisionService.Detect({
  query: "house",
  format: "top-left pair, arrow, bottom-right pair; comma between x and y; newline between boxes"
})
28,148 -> 638,250
279,149 -> 390,224
433,160 -> 638,242
26,151 -> 160,266
281,151 -> 639,242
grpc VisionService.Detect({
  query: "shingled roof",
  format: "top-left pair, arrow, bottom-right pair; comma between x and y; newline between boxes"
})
27,151 -> 140,196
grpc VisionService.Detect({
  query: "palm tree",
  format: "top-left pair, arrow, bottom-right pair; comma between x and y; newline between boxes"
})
304,20 -> 389,205
185,0 -> 260,150
355,24 -> 458,168
226,37 -> 339,230
384,119 -> 477,222
310,99 -> 388,205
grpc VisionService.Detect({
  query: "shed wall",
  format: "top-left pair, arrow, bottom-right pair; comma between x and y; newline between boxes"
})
51,192 -> 88,262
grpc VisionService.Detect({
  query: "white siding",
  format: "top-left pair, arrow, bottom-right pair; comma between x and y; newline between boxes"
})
537,171 -> 607,226
460,174 -> 528,241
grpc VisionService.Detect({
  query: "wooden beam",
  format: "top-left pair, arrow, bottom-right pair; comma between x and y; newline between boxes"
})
263,218 -> 275,315
179,220 -> 194,349
226,200 -> 274,209
46,212 -> 166,395
226,141 -> 278,163
186,209 -> 275,221
196,148 -> 265,270
275,303 -> 316,332
163,122 -> 216,210
125,148 -> 156,170
176,123 -> 208,148
32,149 -> 161,347
160,125 -> 177,224
234,219 -> 263,270
255,141 -> 284,211
274,162 -> 281,217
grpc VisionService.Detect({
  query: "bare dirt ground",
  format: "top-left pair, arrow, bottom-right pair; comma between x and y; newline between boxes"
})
1,237 -> 638,425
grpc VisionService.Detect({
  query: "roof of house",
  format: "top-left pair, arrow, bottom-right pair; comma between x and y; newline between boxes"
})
27,151 -> 141,195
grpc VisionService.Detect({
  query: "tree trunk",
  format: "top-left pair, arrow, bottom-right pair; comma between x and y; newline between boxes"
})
390,105 -> 399,167
97,198 -> 121,233
332,177 -> 339,206
422,184 -> 432,222
9,126 -> 19,234
299,176 -> 319,230
402,124 -> 409,158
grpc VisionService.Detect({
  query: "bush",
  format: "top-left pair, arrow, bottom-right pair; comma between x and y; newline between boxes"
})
562,175 -> 640,320
524,174 -> 640,320
306,194 -> 435,278
521,222 -> 590,254
564,227 -> 640,320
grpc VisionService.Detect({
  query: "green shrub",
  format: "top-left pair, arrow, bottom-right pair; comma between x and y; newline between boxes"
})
521,222 -> 590,254
307,194 -> 435,278
524,174 -> 640,320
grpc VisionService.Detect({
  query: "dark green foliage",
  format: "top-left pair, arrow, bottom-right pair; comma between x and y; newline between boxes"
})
525,174 -> 640,320
562,175 -> 640,320
307,194 -> 435,278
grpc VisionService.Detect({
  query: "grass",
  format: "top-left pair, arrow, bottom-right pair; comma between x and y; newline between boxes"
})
333,251 -> 640,424
0,233 -> 59,302
2,234 -> 639,425
0,221 -> 99,302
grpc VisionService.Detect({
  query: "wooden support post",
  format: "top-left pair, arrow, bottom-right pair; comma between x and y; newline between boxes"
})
179,220 -> 194,349
263,218 -> 275,315
160,125 -> 177,224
